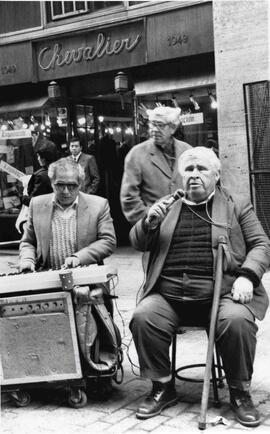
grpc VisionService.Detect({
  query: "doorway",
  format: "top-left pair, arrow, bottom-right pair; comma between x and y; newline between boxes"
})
72,96 -> 135,244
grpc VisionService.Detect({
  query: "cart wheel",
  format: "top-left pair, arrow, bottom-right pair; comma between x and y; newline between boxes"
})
68,390 -> 87,409
11,391 -> 31,407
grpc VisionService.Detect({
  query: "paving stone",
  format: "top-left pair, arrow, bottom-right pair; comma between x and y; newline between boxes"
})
151,426 -> 200,434
162,400 -> 190,417
165,410 -> 199,429
82,420 -> 111,432
105,415 -> 138,433
102,408 -> 134,423
135,414 -> 168,431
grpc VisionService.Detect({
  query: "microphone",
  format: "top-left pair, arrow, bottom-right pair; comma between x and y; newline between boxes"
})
164,188 -> 185,210
147,189 -> 185,225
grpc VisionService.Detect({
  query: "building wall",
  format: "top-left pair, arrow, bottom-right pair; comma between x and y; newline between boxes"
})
213,0 -> 269,196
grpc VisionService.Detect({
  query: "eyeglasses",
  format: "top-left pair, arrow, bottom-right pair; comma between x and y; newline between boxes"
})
54,183 -> 79,192
149,121 -> 168,130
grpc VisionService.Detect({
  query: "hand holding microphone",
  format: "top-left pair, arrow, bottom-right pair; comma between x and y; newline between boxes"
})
145,189 -> 184,229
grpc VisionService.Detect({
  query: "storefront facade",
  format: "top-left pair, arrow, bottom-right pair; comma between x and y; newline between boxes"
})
5,1 -> 268,242
0,1 -> 218,243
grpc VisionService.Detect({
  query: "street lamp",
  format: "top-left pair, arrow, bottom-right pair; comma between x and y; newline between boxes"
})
114,71 -> 128,110
48,81 -> 61,99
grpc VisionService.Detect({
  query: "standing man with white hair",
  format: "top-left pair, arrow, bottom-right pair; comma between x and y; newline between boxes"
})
120,106 -> 191,225
129,147 -> 270,427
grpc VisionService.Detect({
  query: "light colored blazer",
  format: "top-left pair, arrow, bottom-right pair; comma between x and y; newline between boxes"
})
20,192 -> 116,269
120,138 -> 191,225
130,187 -> 270,320
68,153 -> 100,194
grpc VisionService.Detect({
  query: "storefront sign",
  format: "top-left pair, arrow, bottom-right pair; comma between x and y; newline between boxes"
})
180,112 -> 204,126
147,3 -> 213,63
0,160 -> 25,181
38,33 -> 141,71
0,129 -> 32,140
35,21 -> 145,81
0,42 -> 32,86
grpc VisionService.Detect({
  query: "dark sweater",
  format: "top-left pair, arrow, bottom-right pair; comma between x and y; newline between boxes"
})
162,202 -> 213,277
159,202 -> 214,301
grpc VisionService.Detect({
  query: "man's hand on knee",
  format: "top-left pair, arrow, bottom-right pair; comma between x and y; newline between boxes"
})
231,276 -> 254,304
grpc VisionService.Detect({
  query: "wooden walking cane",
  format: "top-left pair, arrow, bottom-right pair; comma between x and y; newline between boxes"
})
198,235 -> 227,430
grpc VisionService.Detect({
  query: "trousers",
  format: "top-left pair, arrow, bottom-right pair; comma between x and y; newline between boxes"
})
130,292 -> 258,391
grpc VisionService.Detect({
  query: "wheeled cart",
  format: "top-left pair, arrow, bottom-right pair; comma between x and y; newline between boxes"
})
0,266 -> 123,408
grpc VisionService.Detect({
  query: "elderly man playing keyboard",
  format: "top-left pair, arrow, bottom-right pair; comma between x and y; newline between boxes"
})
19,158 -> 116,271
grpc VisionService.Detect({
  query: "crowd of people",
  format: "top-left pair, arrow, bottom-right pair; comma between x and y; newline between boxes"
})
18,106 -> 270,428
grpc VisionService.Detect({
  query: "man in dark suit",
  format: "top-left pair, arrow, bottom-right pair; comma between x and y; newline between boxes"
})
129,147 -> 270,427
68,137 -> 100,194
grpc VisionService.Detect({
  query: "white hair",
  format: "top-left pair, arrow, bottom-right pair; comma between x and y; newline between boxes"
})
48,158 -> 85,183
178,146 -> 221,175
146,106 -> 181,127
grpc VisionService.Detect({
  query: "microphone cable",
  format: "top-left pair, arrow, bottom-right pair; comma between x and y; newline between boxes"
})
184,195 -> 231,230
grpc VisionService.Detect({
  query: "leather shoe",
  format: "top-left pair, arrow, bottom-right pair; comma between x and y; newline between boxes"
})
136,380 -> 178,419
230,388 -> 261,427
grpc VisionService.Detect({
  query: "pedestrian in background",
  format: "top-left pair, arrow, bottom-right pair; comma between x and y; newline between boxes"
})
32,127 -> 59,170
16,145 -> 58,234
22,145 -> 58,207
67,137 -> 100,194
120,106 -> 191,226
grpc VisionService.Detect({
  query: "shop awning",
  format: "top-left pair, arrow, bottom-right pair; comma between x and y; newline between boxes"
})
0,96 -> 49,114
134,73 -> 216,96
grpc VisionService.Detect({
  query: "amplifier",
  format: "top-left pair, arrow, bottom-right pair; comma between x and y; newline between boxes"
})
0,291 -> 82,386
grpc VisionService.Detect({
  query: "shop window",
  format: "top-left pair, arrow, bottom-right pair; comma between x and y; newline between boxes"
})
136,87 -> 218,150
74,105 -> 95,154
244,80 -> 270,236
47,1 -> 122,21
0,105 -> 68,218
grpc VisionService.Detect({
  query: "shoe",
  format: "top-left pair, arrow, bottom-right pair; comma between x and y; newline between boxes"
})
136,380 -> 178,420
230,388 -> 261,427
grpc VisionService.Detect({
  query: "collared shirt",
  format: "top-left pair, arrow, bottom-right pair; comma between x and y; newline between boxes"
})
72,152 -> 81,163
52,194 -> 79,213
49,196 -> 78,269
182,190 -> 215,206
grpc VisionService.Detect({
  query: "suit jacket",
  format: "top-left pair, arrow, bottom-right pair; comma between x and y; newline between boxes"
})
120,138 -> 191,225
130,187 -> 270,320
20,192 -> 116,269
68,153 -> 100,194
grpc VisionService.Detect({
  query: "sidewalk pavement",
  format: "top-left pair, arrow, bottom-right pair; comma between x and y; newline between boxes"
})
1,246 -> 270,434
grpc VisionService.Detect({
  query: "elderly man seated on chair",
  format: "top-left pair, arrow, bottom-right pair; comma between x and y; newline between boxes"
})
129,147 -> 270,427
19,158 -> 116,271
